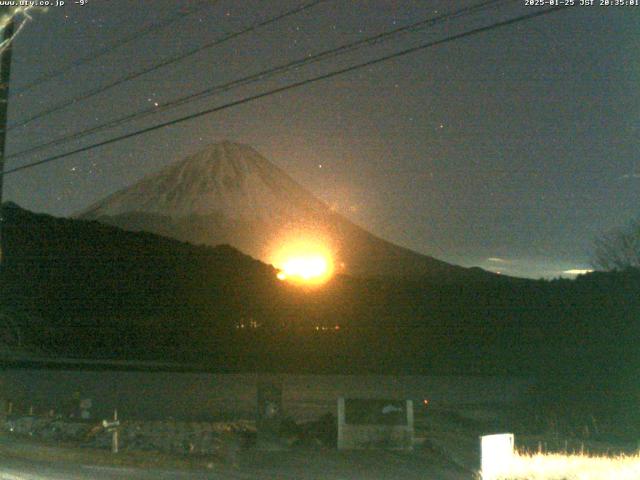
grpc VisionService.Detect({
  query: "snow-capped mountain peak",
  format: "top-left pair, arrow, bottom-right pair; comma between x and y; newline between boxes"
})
79,141 -> 328,222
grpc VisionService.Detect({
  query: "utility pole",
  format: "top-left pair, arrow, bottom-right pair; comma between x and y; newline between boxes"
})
0,8 -> 14,264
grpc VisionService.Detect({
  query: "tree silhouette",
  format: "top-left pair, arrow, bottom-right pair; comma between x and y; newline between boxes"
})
592,218 -> 640,271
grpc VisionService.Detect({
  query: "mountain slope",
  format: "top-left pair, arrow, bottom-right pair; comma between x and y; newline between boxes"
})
77,141 -> 490,280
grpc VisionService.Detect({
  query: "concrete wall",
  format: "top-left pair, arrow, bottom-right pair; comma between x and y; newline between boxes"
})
0,367 -> 536,421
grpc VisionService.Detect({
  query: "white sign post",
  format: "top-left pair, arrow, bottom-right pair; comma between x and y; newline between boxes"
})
480,433 -> 515,480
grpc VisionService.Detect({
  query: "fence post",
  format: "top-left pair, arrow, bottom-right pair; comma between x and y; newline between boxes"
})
112,409 -> 119,454
337,397 -> 345,450
406,400 -> 414,450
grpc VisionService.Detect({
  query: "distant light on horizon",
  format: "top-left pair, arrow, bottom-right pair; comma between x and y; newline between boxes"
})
487,257 -> 509,264
478,257 -> 595,279
562,269 -> 594,276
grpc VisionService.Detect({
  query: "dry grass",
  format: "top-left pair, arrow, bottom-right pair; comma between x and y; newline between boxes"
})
488,451 -> 640,480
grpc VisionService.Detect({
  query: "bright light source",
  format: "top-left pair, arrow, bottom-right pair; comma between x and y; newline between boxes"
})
270,236 -> 334,285
282,256 -> 328,280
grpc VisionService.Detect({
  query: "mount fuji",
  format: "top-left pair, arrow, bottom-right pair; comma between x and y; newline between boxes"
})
77,141 -> 489,280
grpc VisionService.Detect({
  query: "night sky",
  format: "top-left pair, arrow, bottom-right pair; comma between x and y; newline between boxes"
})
3,0 -> 639,278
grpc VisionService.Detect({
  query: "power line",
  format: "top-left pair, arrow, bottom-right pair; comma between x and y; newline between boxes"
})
131,0 -> 512,114
7,0 -> 511,161
13,1 -> 214,95
2,5 -> 570,178
8,0 -> 328,131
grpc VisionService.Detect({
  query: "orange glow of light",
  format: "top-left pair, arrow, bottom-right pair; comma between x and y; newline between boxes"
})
271,237 -> 334,285
282,256 -> 328,280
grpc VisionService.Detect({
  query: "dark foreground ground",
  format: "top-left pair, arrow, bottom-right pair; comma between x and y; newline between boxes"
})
0,434 -> 467,480
0,406 -> 487,479
1,404 -> 634,479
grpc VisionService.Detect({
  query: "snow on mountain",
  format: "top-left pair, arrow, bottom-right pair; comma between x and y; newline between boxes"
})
79,141 -> 328,222
77,141 -> 489,279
